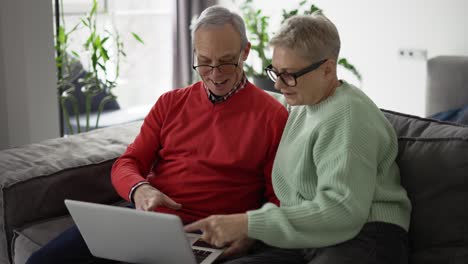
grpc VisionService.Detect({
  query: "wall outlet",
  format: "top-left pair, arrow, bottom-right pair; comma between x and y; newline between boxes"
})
398,49 -> 428,60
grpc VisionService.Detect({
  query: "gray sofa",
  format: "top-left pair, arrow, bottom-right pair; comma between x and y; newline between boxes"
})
1,56 -> 468,264
426,56 -> 468,116
0,121 -> 142,264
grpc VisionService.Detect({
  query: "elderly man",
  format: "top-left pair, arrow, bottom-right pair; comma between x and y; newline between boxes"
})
27,5 -> 289,264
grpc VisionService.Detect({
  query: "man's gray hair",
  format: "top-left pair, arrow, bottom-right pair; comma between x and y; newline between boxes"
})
191,5 -> 248,49
270,13 -> 341,62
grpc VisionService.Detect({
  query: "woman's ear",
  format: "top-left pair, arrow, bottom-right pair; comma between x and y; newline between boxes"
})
323,59 -> 337,79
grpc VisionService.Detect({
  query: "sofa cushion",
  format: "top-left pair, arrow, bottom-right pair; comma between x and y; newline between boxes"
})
11,199 -> 131,264
0,121 -> 142,264
12,216 -> 74,264
382,110 -> 468,264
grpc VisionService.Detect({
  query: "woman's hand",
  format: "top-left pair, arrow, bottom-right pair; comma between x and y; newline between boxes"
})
133,184 -> 182,211
184,214 -> 249,248
221,237 -> 256,259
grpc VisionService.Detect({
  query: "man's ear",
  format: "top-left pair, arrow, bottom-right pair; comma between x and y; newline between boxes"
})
243,42 -> 251,61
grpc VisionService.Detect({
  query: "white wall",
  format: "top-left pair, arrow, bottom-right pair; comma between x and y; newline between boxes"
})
0,0 -> 59,149
224,0 -> 468,117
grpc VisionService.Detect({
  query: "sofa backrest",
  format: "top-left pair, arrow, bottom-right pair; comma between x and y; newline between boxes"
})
0,121 -> 142,264
382,109 -> 468,264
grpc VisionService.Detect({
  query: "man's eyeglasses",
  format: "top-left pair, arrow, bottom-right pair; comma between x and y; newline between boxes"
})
265,59 -> 327,87
192,52 -> 243,75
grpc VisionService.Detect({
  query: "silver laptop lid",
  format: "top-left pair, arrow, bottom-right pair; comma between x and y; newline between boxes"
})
65,199 -> 198,264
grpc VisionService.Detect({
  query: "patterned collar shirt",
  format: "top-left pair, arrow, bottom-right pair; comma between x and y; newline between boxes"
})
203,74 -> 247,104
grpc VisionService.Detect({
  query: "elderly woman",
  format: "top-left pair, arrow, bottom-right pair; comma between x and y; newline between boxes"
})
185,12 -> 412,264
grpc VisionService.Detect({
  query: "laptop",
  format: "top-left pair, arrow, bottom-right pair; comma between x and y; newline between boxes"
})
64,199 -> 225,264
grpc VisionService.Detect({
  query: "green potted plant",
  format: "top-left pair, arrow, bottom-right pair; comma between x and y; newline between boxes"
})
239,0 -> 272,90
238,0 -> 361,90
55,0 -> 143,134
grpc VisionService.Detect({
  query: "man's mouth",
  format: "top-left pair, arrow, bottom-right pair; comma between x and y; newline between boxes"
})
212,80 -> 228,85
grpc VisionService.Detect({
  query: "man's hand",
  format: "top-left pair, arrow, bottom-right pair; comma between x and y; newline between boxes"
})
184,214 -> 248,248
133,184 -> 182,211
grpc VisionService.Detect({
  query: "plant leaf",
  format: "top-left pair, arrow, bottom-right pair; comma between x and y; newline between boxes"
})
58,26 -> 66,43
97,62 -> 106,71
71,50 -> 80,58
80,18 -> 89,27
84,32 -> 94,49
101,36 -> 109,45
100,47 -> 109,61
338,58 -> 362,81
90,0 -> 98,16
131,32 -> 144,44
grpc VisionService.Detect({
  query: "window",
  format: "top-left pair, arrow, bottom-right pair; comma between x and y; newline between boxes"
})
59,0 -> 173,111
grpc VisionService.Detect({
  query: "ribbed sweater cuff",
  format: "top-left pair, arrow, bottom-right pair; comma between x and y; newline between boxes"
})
247,203 -> 276,240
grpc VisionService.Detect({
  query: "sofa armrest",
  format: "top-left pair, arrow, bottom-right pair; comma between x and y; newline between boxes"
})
0,121 -> 142,264
426,56 -> 468,116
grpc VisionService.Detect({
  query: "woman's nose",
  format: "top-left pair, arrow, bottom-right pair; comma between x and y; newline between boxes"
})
274,80 -> 283,91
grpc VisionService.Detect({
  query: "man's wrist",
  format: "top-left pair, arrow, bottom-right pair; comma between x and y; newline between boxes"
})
129,181 -> 150,203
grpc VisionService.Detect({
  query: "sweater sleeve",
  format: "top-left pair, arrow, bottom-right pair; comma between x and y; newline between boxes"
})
111,93 -> 169,201
247,106 -> 379,248
262,105 -> 288,206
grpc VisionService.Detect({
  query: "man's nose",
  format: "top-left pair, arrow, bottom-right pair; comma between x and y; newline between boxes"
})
210,66 -> 224,76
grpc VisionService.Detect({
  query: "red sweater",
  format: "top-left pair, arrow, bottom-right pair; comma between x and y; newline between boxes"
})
111,81 -> 288,223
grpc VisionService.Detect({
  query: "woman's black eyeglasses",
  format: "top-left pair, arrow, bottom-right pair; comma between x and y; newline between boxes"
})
265,59 -> 327,87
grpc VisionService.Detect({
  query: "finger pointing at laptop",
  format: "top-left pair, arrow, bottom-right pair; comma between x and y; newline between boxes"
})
184,213 -> 248,249
133,184 -> 182,211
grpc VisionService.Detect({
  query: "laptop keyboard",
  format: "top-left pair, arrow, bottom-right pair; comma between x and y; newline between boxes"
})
192,248 -> 211,263
193,239 -> 223,249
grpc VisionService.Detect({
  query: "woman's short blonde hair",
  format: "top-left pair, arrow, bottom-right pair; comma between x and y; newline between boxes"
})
270,13 -> 340,62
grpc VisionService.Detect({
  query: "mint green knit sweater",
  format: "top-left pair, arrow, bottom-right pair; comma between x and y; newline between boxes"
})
248,81 -> 411,248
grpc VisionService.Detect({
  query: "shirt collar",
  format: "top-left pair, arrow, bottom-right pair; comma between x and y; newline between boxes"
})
203,74 -> 247,104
